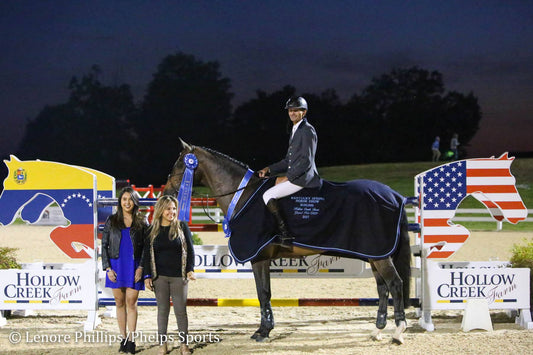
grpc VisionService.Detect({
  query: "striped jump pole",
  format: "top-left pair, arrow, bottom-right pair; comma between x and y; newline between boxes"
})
99,298 -> 420,307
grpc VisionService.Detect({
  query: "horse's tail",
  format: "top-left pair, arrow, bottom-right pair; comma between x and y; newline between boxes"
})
393,209 -> 411,308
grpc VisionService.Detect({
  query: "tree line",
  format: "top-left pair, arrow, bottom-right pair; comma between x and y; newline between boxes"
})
16,52 -> 481,185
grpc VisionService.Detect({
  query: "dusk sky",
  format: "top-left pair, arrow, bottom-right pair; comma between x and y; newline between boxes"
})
1,1 -> 532,161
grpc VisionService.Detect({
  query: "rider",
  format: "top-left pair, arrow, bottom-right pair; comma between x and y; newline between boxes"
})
258,96 -> 321,248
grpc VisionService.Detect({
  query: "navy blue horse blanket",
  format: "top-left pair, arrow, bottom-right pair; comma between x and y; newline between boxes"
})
227,179 -> 406,263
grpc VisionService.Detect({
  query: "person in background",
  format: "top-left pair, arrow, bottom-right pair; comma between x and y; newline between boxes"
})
258,96 -> 320,249
144,195 -> 195,355
102,187 -> 148,354
431,136 -> 441,162
450,133 -> 460,160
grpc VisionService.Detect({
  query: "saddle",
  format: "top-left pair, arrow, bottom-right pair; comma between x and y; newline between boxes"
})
227,178 -> 406,263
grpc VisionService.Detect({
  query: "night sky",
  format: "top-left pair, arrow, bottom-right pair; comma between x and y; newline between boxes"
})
1,1 -> 532,161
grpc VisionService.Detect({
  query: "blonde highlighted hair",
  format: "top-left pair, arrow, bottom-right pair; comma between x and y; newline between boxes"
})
149,195 -> 184,242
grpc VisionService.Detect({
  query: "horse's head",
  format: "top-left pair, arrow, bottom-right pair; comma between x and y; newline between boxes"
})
466,153 -> 528,224
0,155 -> 106,258
417,153 -> 528,259
418,153 -> 527,224
162,139 -> 255,214
162,138 -> 196,196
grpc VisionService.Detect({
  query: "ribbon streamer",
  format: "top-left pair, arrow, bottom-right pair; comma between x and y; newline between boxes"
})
177,153 -> 198,221
223,169 -> 254,238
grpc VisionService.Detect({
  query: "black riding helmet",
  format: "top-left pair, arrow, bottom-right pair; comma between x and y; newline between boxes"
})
284,96 -> 308,111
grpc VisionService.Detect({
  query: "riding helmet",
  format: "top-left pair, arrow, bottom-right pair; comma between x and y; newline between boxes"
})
284,96 -> 308,111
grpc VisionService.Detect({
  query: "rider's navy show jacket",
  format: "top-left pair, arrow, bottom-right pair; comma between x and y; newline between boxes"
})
269,118 -> 320,188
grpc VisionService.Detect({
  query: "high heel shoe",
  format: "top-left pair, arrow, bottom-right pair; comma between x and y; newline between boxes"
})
180,343 -> 192,355
156,342 -> 167,355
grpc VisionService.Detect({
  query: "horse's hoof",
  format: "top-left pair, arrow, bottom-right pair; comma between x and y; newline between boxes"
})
392,335 -> 404,345
392,320 -> 407,345
371,329 -> 383,341
254,335 -> 269,342
251,328 -> 271,342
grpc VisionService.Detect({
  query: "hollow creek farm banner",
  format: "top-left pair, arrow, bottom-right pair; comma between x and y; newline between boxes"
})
426,260 -> 530,310
0,268 -> 96,310
193,245 -> 371,279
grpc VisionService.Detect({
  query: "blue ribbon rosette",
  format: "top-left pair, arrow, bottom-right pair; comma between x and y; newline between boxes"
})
177,153 -> 198,221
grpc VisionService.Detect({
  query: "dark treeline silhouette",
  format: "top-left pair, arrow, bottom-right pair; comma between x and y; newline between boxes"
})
15,52 -> 481,185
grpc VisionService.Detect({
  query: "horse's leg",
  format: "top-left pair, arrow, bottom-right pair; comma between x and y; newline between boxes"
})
369,261 -> 389,341
251,259 -> 274,342
393,211 -> 412,310
371,258 -> 407,344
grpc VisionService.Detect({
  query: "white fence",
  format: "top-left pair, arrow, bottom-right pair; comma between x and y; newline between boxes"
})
192,206 -> 533,230
408,208 -> 533,231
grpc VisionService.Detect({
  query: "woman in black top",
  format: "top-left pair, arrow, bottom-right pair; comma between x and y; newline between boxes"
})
144,195 -> 195,355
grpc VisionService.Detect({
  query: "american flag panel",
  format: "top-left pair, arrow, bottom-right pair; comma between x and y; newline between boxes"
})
415,153 -> 527,259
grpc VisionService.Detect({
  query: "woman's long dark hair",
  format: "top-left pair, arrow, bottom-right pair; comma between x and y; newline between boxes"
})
109,186 -> 144,230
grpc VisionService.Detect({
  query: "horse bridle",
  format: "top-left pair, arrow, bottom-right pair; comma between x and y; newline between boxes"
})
166,160 -> 264,224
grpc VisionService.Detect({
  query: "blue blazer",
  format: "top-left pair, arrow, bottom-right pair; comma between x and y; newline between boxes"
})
269,118 -> 320,188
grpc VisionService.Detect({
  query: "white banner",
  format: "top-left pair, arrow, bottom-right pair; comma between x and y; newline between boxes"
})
193,245 -> 372,278
0,268 -> 96,310
437,261 -> 511,269
426,260 -> 530,310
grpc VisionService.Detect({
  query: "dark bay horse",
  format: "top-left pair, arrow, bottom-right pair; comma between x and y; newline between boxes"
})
163,140 -> 412,344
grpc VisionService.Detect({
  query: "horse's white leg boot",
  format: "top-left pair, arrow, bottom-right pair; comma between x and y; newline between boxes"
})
371,328 -> 383,341
392,320 -> 406,344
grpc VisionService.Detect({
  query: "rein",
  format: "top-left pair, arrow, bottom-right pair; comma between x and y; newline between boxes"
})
194,185 -> 248,224
171,179 -> 256,223
192,174 -> 266,225
193,184 -> 249,199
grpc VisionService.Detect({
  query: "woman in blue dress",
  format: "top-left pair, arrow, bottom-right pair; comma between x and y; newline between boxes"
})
102,187 -> 148,354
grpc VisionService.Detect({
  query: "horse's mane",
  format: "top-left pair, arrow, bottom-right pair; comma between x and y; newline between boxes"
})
199,146 -> 250,171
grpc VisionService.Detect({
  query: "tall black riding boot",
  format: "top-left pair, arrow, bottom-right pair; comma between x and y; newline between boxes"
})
266,199 -> 294,249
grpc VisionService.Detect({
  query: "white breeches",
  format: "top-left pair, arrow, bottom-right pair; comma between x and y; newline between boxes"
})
262,180 -> 303,204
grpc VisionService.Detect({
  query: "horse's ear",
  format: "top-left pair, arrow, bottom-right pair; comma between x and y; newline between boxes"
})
498,152 -> 513,161
179,138 -> 192,152
4,155 -> 20,164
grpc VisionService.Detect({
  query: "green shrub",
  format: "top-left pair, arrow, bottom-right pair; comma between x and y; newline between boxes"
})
0,247 -> 21,269
192,232 -> 203,245
510,239 -> 533,269
510,239 -> 533,309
